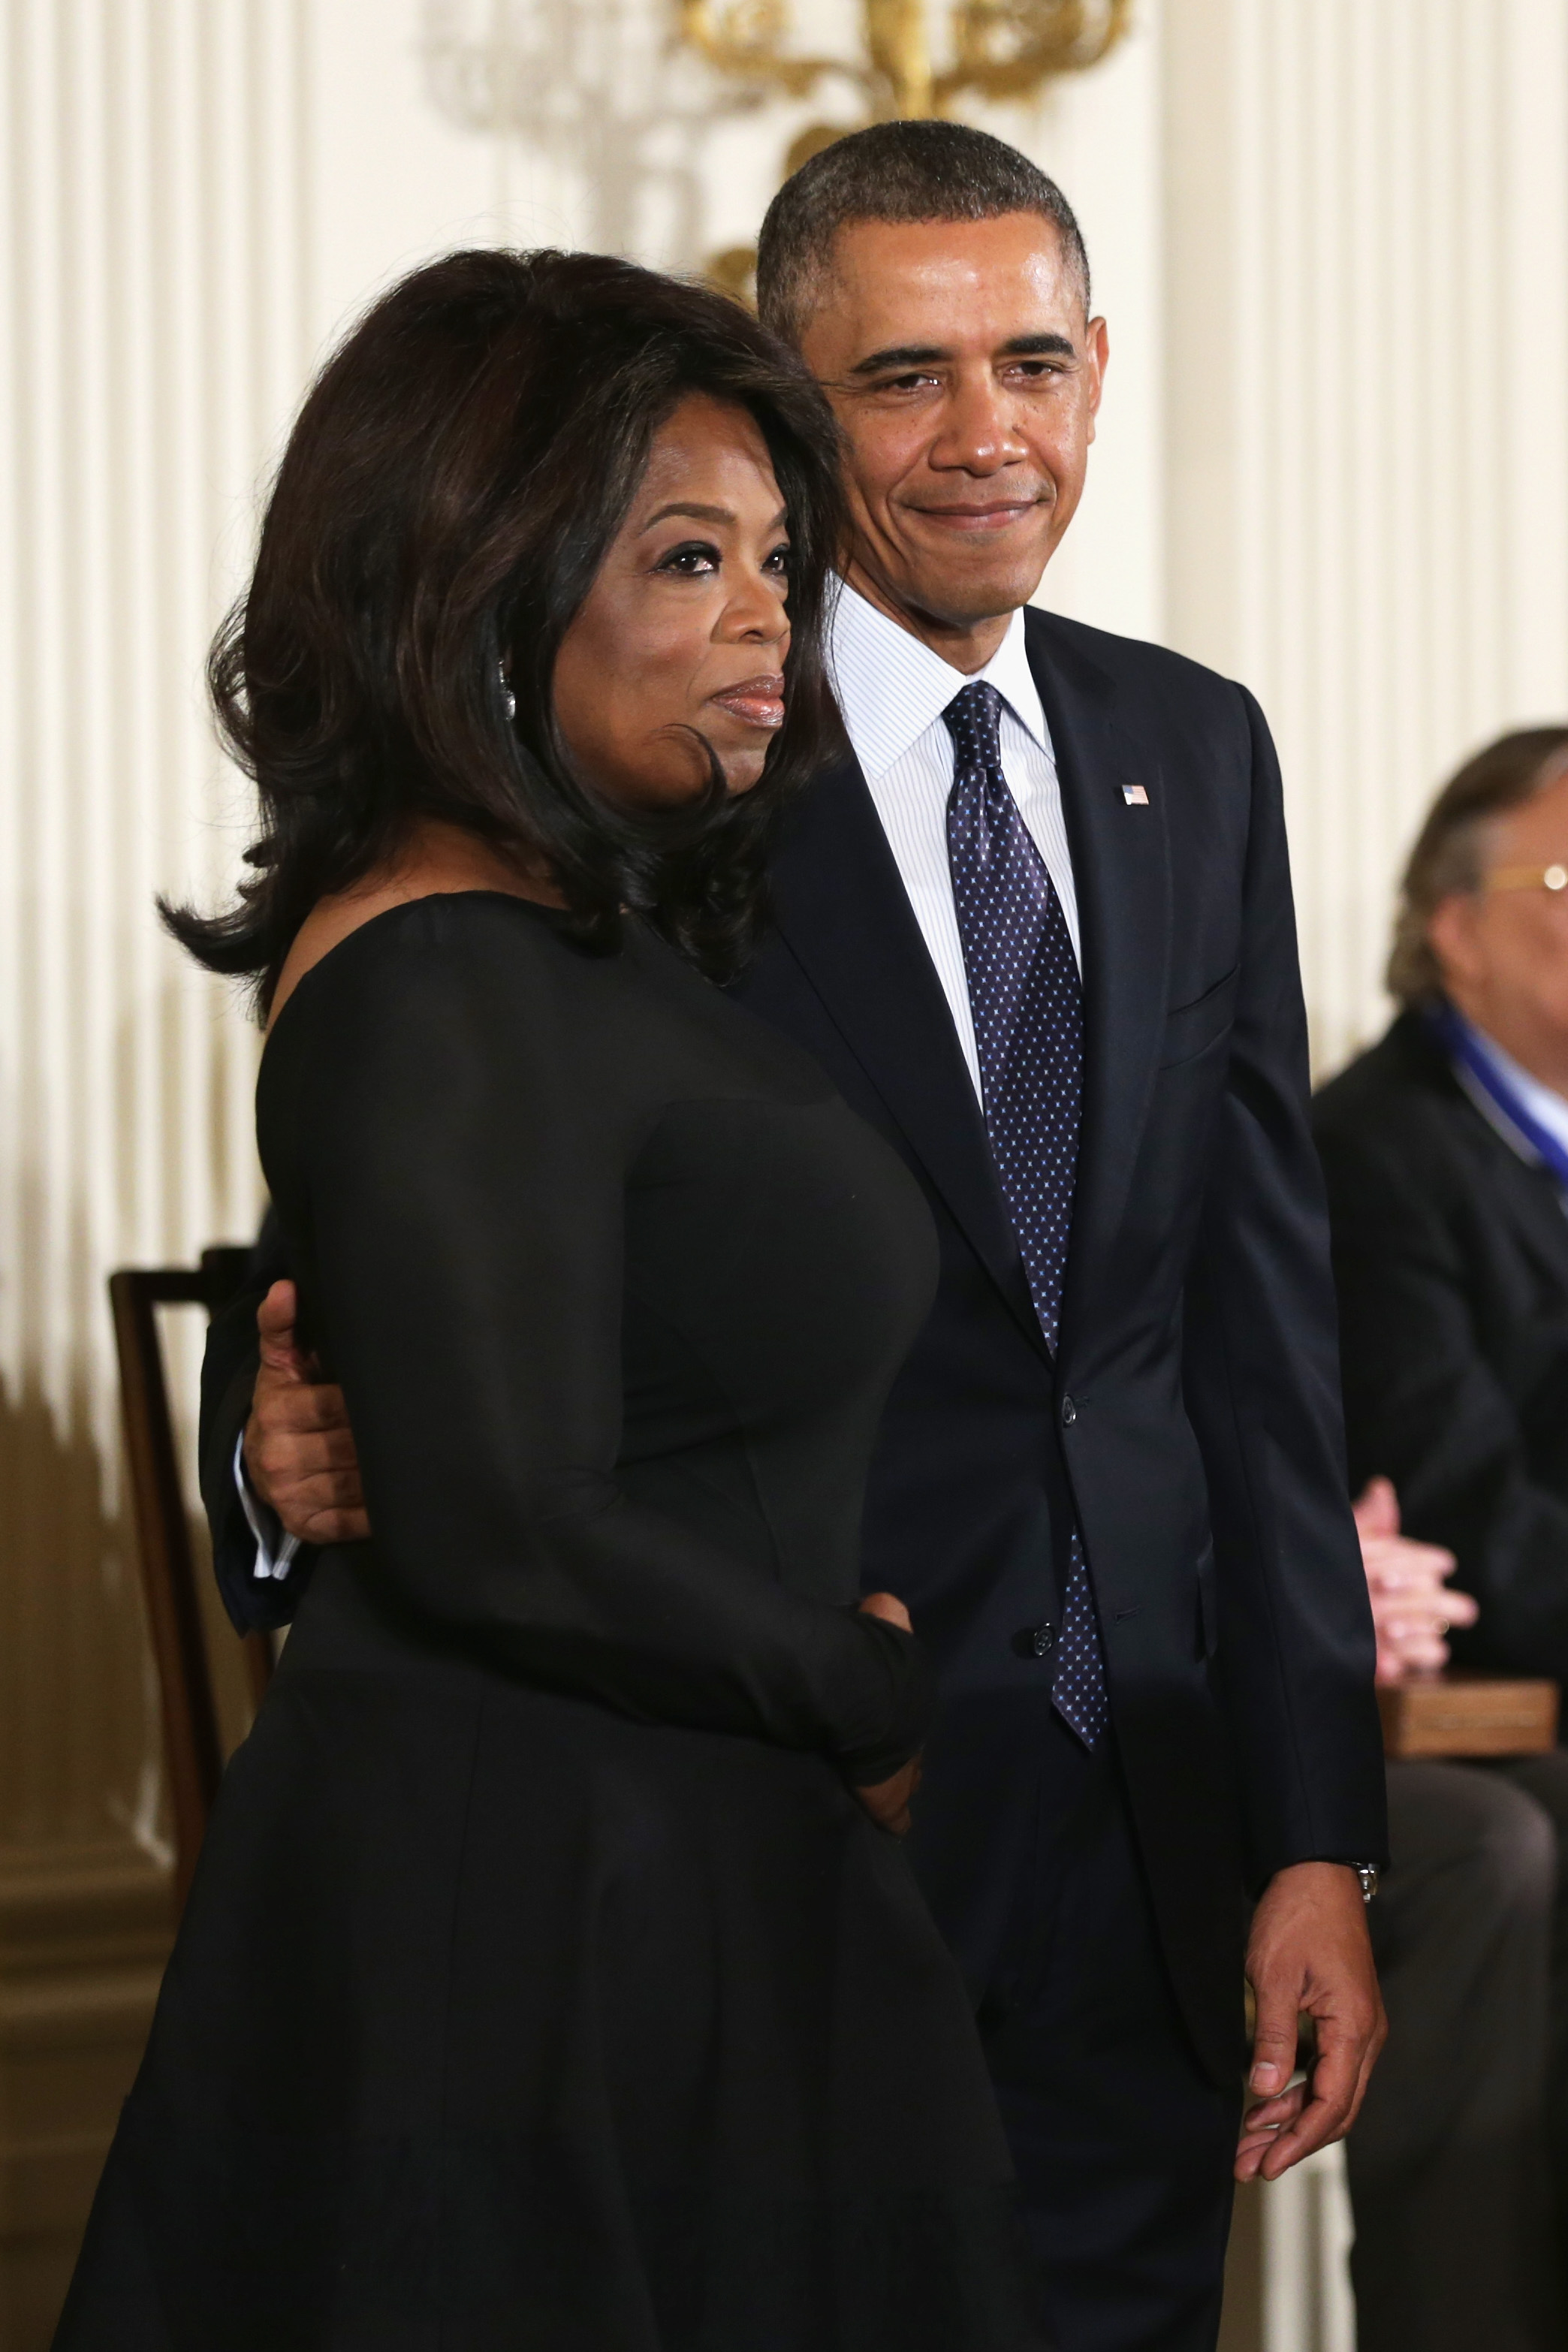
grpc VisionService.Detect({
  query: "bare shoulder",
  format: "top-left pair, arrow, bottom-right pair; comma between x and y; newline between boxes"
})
267,824 -> 562,1032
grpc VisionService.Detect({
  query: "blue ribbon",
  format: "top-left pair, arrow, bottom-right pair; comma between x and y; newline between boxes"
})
1428,1001 -> 1568,1190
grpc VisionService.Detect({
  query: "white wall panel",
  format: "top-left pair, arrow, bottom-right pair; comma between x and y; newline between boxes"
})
0,0 -> 309,1850
1167,0 -> 1568,1076
1027,2 -> 1165,642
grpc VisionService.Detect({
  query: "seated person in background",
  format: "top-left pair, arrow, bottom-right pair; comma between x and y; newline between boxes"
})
1345,1476 -> 1561,2352
1314,726 -> 1568,1677
1315,725 -> 1568,2352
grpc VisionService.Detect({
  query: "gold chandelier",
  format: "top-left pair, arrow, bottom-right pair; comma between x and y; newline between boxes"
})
677,1 -> 1131,295
679,1 -> 1131,125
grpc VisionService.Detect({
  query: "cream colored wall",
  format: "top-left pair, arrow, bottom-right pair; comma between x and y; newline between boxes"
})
1165,0 -> 1568,1078
2,2 -> 1565,2341
1,7 -> 315,2335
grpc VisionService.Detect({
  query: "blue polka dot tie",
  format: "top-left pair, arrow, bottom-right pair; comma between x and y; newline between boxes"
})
943,682 -> 1109,1750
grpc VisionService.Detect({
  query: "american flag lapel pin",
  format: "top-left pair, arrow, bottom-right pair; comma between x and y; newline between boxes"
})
1122,782 -> 1150,807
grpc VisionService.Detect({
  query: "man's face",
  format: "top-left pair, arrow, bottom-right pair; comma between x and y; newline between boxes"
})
797,212 -> 1107,660
1428,767 -> 1568,1089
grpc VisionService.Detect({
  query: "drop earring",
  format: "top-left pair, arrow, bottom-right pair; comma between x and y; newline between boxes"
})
499,662 -> 516,722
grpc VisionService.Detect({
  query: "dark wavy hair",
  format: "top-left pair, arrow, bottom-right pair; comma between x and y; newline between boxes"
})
165,248 -> 846,1010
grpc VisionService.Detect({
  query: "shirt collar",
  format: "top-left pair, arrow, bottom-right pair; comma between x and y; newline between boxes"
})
1450,1006 -> 1568,1163
827,577 -> 1051,786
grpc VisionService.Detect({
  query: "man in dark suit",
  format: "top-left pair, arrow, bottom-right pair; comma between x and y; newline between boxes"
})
1314,727 -> 1568,1671
1314,725 -> 1568,2352
203,125 -> 1386,2350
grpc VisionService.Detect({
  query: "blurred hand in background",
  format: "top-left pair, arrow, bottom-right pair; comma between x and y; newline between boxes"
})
1354,1475 -> 1477,1686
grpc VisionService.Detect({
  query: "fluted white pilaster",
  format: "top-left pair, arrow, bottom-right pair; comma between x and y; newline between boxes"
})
0,0 -> 309,1857
1166,0 -> 1568,1075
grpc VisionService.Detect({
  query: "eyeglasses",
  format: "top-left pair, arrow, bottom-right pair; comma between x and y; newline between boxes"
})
1484,863 -> 1568,896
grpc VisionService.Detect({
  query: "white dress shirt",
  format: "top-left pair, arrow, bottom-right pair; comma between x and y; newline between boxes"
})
828,579 -> 1080,1099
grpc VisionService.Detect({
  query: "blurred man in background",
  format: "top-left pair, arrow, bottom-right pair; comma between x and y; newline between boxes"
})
1316,728 -> 1568,2351
1345,1474 -> 1560,2352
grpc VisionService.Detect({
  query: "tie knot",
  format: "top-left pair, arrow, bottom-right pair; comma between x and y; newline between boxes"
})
942,680 -> 1006,767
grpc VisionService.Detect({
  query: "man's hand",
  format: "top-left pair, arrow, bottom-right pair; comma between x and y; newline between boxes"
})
1235,1861 -> 1386,2182
242,1281 -> 369,1546
1354,1474 -> 1476,1685
852,1591 -> 922,1834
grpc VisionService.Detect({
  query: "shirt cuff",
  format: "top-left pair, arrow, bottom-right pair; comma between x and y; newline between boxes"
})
234,1431 -> 302,1583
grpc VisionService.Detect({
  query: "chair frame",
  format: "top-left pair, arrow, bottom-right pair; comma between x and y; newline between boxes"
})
109,1247 -> 273,1907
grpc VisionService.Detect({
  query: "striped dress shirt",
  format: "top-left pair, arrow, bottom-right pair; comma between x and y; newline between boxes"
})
827,580 -> 1081,1101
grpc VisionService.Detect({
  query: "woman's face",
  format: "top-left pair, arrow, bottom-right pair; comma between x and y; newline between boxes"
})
552,393 -> 794,808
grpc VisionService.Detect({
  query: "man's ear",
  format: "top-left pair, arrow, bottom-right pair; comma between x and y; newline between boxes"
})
1088,316 -> 1108,397
1084,315 -> 1109,442
1426,892 -> 1484,993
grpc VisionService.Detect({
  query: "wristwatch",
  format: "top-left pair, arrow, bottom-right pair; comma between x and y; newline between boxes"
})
1352,1864 -> 1380,1904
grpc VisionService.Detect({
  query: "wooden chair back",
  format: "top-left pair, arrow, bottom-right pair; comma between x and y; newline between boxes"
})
109,1247 -> 273,1907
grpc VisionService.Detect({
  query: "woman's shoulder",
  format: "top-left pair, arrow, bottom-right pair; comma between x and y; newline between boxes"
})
258,893 -> 644,1150
270,888 -> 593,1039
257,893 -> 655,1198
261,887 -> 824,1125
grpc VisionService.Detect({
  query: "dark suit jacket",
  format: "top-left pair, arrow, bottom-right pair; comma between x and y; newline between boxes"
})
200,606 -> 1386,2090
1313,1009 -> 1568,1682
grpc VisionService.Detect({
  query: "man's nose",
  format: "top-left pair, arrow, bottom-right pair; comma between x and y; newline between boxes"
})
928,378 -> 1029,474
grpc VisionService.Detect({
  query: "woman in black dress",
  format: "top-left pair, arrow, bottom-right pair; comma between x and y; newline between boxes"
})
57,250 -> 1040,2351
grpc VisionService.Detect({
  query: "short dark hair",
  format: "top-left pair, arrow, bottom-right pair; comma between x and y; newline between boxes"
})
1388,726 -> 1568,1006
755,119 -> 1090,347
165,248 -> 846,1009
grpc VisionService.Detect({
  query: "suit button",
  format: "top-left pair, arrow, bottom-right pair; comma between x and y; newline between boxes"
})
1060,1395 -> 1077,1426
1012,1622 -> 1057,1660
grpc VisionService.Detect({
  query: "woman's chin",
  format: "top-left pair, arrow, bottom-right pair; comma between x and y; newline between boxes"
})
698,738 -> 770,799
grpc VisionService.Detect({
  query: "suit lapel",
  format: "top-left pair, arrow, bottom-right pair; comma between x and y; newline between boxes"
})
769,615 -> 1175,1362
1423,1027 -> 1568,1290
769,753 -> 1045,1352
1505,1165 -> 1568,1290
1025,613 -> 1173,1354
1473,1116 -> 1568,1292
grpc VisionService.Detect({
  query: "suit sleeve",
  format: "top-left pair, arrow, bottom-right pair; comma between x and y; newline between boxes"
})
1316,1118 -> 1568,1682
274,917 -> 933,1784
1181,684 -> 1387,1886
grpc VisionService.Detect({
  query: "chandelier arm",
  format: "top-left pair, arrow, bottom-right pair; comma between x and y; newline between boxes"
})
932,0 -> 1132,110
864,0 -> 933,117
676,0 -> 872,102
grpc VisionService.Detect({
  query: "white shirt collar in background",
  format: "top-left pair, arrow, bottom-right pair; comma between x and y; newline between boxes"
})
1460,1013 -> 1568,1168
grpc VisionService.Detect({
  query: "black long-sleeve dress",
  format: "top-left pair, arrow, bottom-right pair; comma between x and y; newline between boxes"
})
58,892 -> 1039,2352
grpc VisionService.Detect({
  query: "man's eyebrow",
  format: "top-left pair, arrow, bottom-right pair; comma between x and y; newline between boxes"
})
849,330 -> 1078,377
849,344 -> 949,376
